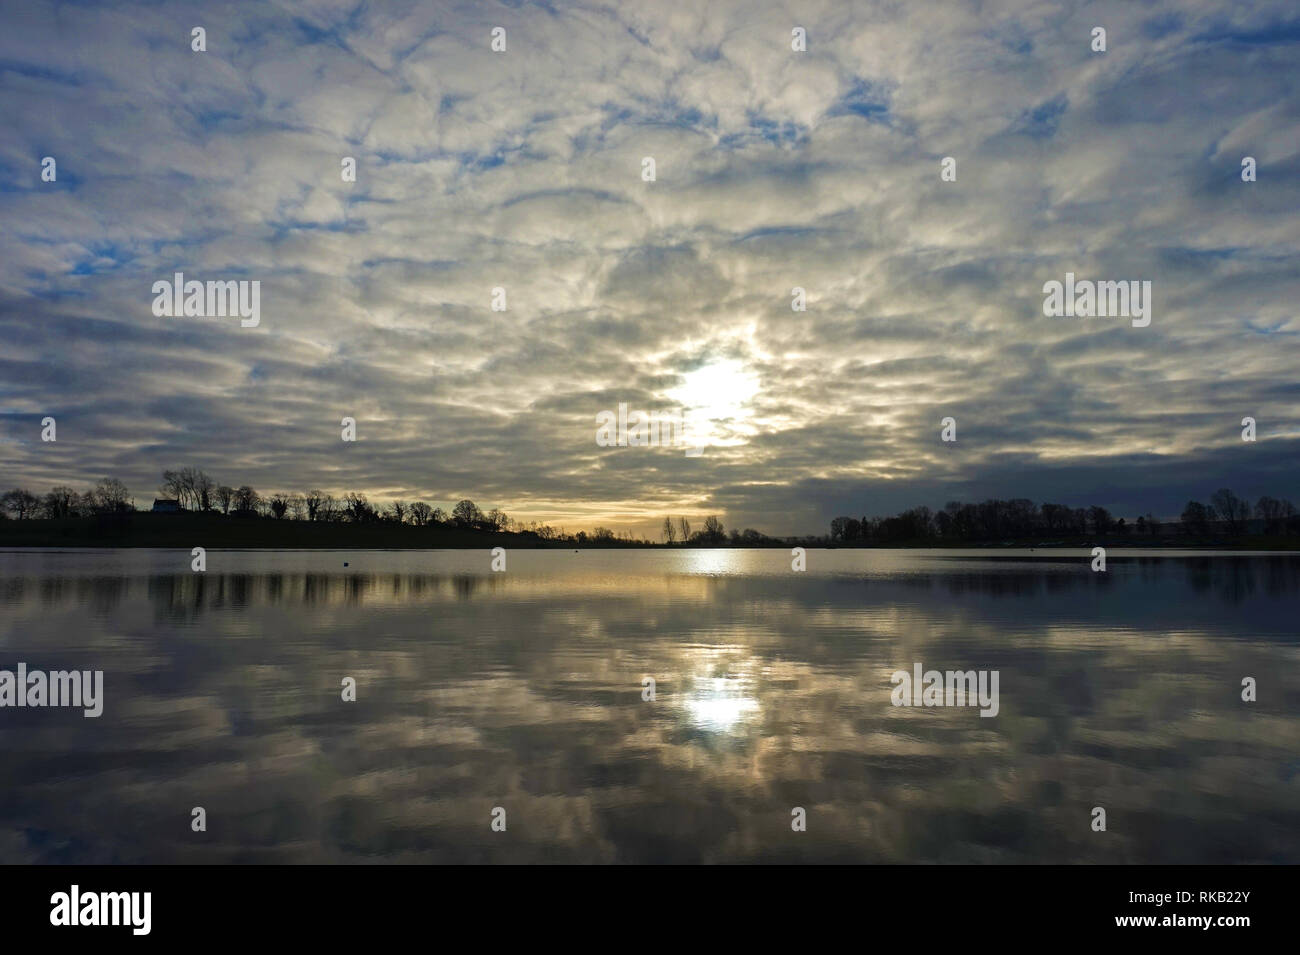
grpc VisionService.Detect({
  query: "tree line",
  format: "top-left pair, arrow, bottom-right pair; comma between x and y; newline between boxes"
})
0,478 -> 132,519
0,469 -> 524,530
5,471 -> 1295,546
830,489 -> 1300,543
658,515 -> 769,545
0,469 -> 769,547
0,468 -> 649,545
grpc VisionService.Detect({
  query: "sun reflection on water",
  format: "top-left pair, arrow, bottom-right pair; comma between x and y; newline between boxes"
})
679,650 -> 762,734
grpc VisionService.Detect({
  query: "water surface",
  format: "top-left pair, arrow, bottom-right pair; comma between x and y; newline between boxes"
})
1,548 -> 1296,863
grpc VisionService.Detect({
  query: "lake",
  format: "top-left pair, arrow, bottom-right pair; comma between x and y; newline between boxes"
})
1,548 -> 1297,863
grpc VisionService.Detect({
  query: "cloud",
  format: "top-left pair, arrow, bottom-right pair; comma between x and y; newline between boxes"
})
1,0 -> 1298,535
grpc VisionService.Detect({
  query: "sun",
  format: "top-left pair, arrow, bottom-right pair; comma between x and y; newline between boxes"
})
666,360 -> 759,440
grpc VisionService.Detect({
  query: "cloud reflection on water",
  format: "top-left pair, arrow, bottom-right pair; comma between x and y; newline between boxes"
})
0,549 -> 1297,863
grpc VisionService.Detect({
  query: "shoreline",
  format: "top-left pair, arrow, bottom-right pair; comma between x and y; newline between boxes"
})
1,516 -> 1297,552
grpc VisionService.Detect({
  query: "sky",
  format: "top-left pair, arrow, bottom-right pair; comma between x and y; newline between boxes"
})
1,0 -> 1298,537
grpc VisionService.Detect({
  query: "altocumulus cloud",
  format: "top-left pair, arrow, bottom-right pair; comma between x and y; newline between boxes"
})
1,0 -> 1298,535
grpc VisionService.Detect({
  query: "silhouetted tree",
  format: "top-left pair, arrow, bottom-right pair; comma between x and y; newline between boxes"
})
43,486 -> 81,519
194,470 -> 215,511
1256,496 -> 1297,535
1181,500 -> 1210,537
1040,503 -> 1068,535
702,515 -> 725,543
1088,506 -> 1112,536
234,485 -> 261,516
343,492 -> 372,523
1211,488 -> 1250,535
159,470 -> 185,508
453,499 -> 483,527
1,488 -> 40,520
91,477 -> 131,515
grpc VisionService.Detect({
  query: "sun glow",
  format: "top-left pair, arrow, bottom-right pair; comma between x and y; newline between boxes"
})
666,360 -> 759,446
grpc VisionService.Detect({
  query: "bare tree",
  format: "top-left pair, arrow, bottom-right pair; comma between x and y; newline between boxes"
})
175,469 -> 193,509
159,470 -> 185,508
662,516 -> 676,543
1256,496 -> 1297,535
92,477 -> 132,515
702,515 -> 725,542
1087,505 -> 1112,536
344,492 -> 372,523
453,499 -> 483,526
1181,500 -> 1210,536
193,470 -> 215,511
43,486 -> 81,519
268,494 -> 289,519
1210,488 -> 1250,535
677,516 -> 690,542
305,490 -> 324,521
409,502 -> 433,526
1,488 -> 40,520
179,467 -> 198,510
158,467 -> 213,510
214,485 -> 235,514
234,485 -> 261,515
